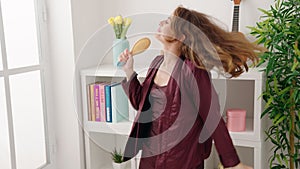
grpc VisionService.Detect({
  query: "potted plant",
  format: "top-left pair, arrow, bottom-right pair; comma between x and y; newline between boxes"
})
111,148 -> 126,169
248,0 -> 299,169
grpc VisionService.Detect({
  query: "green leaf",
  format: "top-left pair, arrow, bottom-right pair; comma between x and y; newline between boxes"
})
281,153 -> 288,166
265,130 -> 280,146
265,96 -> 274,109
274,76 -> 279,94
258,8 -> 272,17
276,154 -> 282,165
261,106 -> 273,118
291,61 -> 299,71
273,113 -> 282,123
294,42 -> 300,56
274,115 -> 286,126
110,148 -> 124,163
275,0 -> 282,10
247,26 -> 262,34
256,36 -> 267,44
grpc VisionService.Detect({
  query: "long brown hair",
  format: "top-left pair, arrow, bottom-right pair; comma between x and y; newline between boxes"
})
171,6 -> 264,77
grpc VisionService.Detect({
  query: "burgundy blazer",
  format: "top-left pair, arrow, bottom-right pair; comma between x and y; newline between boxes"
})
121,55 -> 240,168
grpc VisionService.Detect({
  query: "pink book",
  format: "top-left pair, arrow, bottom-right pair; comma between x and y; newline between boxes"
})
99,82 -> 108,122
94,83 -> 101,121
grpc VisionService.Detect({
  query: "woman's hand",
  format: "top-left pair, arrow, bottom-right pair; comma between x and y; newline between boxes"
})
225,163 -> 253,169
119,48 -> 134,80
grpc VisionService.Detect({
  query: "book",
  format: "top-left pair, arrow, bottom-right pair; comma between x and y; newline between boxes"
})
89,83 -> 96,121
105,83 -> 129,123
111,83 -> 129,123
99,82 -> 108,122
105,82 -> 115,122
87,84 -> 92,121
94,83 -> 102,121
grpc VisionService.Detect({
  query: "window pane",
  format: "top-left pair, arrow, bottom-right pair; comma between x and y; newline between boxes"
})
0,77 -> 11,169
9,71 -> 46,169
1,0 -> 39,69
0,42 -> 3,70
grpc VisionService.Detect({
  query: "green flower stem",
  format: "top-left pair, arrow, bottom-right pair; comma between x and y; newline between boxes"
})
117,24 -> 122,39
113,24 -> 118,38
113,24 -> 122,39
120,25 -> 129,39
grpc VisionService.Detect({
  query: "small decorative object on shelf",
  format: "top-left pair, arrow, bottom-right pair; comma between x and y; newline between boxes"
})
111,148 -> 126,169
107,15 -> 132,67
226,108 -> 246,132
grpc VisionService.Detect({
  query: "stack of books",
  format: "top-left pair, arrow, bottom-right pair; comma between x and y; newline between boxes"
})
87,81 -> 129,123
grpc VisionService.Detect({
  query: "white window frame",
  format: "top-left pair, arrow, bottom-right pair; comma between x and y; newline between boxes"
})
0,0 -> 54,168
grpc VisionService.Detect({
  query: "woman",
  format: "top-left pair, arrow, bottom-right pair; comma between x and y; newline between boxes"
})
119,6 -> 262,169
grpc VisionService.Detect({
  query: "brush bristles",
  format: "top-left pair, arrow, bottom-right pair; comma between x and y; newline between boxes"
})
131,37 -> 151,56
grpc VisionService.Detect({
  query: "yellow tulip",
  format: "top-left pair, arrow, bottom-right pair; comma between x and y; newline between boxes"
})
114,15 -> 123,25
108,15 -> 132,39
107,17 -> 115,25
124,18 -> 132,26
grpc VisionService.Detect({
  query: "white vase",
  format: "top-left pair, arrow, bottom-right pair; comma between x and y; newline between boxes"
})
112,161 -> 127,169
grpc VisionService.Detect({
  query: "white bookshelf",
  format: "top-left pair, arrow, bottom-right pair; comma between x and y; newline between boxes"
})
80,64 -> 267,169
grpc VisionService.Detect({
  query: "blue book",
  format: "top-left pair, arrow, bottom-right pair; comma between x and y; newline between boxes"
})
104,82 -> 118,122
111,83 -> 129,123
105,82 -> 129,123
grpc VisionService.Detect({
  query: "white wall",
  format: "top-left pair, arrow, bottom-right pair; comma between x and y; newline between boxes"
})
46,0 -> 83,168
46,0 -> 274,169
71,0 -> 273,57
71,0 -> 274,71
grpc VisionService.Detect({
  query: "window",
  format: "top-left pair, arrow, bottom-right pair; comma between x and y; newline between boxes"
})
1,0 -> 40,69
0,77 -> 11,169
0,0 -> 50,168
0,44 -> 2,70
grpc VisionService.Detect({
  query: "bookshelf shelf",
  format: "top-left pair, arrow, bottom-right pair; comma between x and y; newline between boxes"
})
84,117 -> 255,141
229,118 -> 254,142
84,121 -> 133,135
80,64 -> 267,169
